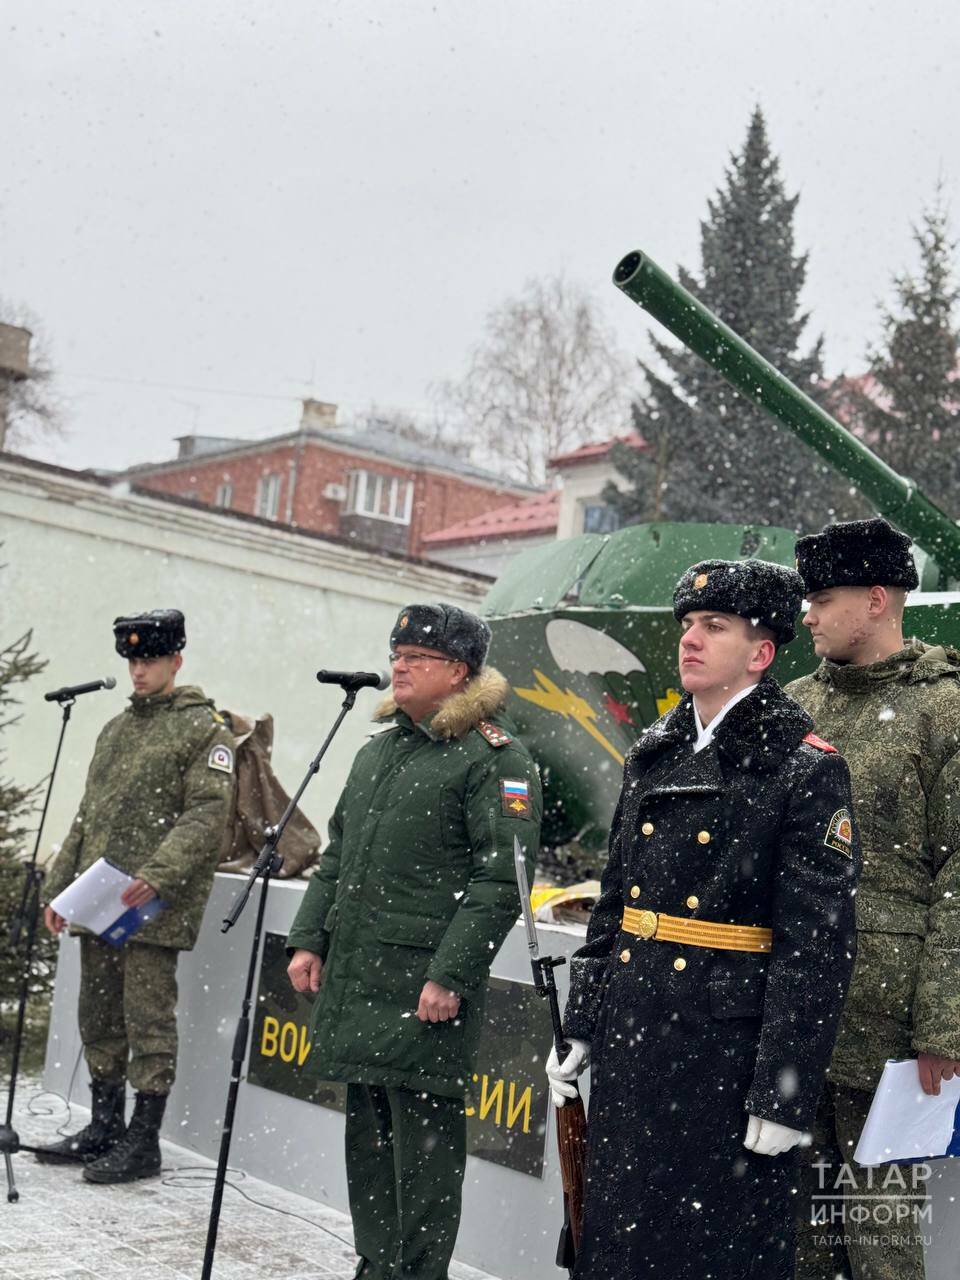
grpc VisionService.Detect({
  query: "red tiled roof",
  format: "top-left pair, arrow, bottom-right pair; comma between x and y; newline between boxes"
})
422,489 -> 560,546
549,432 -> 647,469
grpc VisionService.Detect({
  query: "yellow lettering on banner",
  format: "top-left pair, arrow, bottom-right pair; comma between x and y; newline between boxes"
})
506,1082 -> 532,1134
466,1072 -> 536,1133
464,1074 -> 479,1117
258,1016 -> 311,1067
261,1016 -> 280,1057
279,1021 -> 298,1063
478,1075 -> 504,1127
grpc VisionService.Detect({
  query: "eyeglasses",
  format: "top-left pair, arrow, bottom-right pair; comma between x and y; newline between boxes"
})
388,651 -> 457,667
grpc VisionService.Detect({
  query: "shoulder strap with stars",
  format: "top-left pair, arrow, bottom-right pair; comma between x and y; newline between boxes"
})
476,720 -> 512,748
803,731 -> 838,754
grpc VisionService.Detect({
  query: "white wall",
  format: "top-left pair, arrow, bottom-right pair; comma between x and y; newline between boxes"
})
0,458 -> 485,865
424,533 -> 554,579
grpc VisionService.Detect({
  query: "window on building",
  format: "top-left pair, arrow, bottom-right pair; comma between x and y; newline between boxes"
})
344,470 -> 413,524
215,482 -> 233,508
582,503 -> 620,534
255,473 -> 282,520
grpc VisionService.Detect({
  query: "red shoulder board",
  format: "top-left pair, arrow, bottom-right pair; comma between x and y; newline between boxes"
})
803,732 -> 838,754
477,721 -> 512,748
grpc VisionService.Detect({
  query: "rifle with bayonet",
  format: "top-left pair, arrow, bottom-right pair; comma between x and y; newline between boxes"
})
513,835 -> 587,1275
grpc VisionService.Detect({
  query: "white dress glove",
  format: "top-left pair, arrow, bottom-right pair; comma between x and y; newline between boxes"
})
545,1039 -> 590,1108
743,1114 -> 808,1156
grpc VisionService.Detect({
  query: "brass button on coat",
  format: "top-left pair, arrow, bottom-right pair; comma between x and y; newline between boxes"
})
686,895 -> 699,910
619,949 -> 632,963
642,822 -> 654,836
697,831 -> 711,845
630,884 -> 641,900
673,957 -> 687,971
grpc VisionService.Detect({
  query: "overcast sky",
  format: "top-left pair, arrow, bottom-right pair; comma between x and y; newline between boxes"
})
2,0 -> 959,473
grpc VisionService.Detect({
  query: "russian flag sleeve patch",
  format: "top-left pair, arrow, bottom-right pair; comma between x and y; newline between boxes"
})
500,778 -> 532,820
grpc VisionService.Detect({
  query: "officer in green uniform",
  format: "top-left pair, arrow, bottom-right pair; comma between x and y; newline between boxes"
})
787,518 -> 960,1280
286,602 -> 542,1280
37,609 -> 235,1183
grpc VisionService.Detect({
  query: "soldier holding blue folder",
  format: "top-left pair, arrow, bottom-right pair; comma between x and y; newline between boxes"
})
37,609 -> 234,1183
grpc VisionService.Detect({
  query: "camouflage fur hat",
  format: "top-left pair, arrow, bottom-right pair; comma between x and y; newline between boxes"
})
673,559 -> 804,646
114,609 -> 186,659
795,518 -> 919,594
390,602 -> 491,673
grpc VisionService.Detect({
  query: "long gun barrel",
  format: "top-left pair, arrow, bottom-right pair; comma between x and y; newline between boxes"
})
613,250 -> 960,584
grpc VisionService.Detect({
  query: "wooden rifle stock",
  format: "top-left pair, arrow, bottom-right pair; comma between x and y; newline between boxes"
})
534,954 -> 588,1274
554,1088 -> 587,1268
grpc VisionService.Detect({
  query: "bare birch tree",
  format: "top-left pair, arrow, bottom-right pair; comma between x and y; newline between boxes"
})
440,276 -> 632,484
0,300 -> 62,451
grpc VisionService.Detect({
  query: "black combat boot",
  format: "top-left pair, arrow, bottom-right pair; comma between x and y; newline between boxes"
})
82,1091 -> 166,1184
35,1079 -> 126,1165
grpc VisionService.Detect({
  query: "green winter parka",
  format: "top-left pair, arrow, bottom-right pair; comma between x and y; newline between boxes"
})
286,667 -> 542,1099
44,685 -> 235,950
786,640 -> 960,1089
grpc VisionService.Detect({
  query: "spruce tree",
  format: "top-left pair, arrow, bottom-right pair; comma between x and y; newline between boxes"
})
607,107 -> 863,531
0,630 -> 56,1043
851,198 -> 960,515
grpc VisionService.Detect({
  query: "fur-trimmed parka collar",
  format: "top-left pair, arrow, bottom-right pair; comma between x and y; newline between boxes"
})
374,666 -> 509,741
631,673 -> 814,775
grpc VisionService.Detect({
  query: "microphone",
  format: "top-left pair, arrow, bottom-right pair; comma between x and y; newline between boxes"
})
316,669 -> 390,692
44,677 -> 118,703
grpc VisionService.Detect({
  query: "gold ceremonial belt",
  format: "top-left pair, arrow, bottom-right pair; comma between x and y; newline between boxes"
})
621,906 -> 772,954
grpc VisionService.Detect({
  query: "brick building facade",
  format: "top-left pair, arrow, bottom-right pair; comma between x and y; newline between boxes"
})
128,400 -> 537,559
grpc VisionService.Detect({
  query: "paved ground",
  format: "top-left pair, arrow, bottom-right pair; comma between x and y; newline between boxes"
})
0,1080 -> 498,1280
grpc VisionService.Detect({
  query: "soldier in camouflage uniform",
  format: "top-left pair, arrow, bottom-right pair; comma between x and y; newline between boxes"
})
787,518 -> 960,1280
37,609 -> 234,1183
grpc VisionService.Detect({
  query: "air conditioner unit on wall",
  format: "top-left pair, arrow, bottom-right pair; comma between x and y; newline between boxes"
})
323,482 -> 347,501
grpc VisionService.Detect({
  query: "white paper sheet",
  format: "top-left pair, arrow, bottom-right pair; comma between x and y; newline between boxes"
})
855,1059 -> 960,1166
49,856 -> 163,944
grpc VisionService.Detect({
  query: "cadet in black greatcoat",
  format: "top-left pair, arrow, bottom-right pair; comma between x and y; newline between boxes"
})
548,559 -> 861,1280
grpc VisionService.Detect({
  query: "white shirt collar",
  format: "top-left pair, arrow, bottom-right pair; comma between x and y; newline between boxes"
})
692,683 -> 759,754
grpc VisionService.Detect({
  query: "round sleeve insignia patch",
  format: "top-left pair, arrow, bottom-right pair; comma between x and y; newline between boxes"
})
824,807 -> 853,855
208,744 -> 235,774
693,573 -> 709,589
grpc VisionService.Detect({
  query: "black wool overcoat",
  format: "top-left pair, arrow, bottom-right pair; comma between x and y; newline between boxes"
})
563,676 -> 860,1280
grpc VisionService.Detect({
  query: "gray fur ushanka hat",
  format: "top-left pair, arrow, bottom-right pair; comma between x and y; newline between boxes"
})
794,518 -> 919,594
673,559 -> 804,645
114,609 -> 186,659
390,602 -> 491,673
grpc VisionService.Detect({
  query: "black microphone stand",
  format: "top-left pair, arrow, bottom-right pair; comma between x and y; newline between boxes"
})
2,693 -> 76,1203
200,681 -> 363,1280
